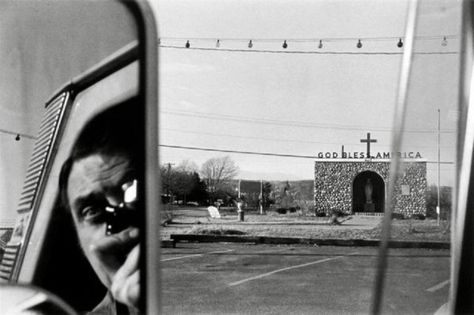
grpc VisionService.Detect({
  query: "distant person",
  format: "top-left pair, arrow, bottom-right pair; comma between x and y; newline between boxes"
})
59,100 -> 143,314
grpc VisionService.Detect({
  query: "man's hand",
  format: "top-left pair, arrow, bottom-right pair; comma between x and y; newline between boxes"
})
111,245 -> 140,308
89,227 -> 140,309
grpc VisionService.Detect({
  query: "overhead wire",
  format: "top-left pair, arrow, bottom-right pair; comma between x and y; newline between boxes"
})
162,127 -> 455,149
159,34 -> 458,43
161,109 -> 456,134
159,143 -> 454,164
160,45 -> 458,55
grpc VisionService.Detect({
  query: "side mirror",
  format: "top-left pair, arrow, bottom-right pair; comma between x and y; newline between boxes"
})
1,0 -> 158,313
0,284 -> 77,315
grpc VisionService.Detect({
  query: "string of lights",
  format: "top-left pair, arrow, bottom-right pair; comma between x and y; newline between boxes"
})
159,34 -> 458,52
160,45 -> 458,55
160,143 -> 454,164
159,34 -> 457,44
0,34 -> 458,142
0,128 -> 37,141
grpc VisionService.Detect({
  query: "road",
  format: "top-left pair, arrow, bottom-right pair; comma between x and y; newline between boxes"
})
161,243 -> 450,314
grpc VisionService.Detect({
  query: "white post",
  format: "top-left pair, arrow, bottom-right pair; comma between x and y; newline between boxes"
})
260,179 -> 263,214
238,179 -> 241,199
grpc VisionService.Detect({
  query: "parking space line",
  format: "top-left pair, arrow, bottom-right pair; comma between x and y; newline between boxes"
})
161,249 -> 234,262
252,247 -> 293,254
426,280 -> 450,292
228,252 -> 359,287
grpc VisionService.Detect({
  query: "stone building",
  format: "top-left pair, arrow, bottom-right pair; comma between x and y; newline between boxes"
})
314,133 -> 427,217
314,159 -> 427,216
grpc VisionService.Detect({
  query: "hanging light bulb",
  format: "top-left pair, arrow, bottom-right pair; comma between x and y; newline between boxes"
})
248,40 -> 253,48
282,40 -> 288,49
356,39 -> 362,48
216,39 -> 220,48
15,134 -> 20,141
397,38 -> 403,48
441,36 -> 448,46
185,40 -> 190,48
318,40 -> 323,49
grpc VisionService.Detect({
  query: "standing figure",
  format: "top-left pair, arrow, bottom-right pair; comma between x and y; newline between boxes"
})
365,178 -> 373,204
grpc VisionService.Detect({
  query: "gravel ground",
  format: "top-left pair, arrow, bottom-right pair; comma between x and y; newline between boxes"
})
161,209 -> 450,242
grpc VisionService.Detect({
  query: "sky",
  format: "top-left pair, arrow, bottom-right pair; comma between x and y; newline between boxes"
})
153,0 -> 460,184
0,0 -> 461,224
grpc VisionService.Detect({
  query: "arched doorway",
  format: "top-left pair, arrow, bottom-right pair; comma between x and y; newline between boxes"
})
352,171 -> 385,213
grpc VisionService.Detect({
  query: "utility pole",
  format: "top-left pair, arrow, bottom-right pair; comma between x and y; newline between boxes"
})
260,179 -> 263,214
166,163 -> 174,210
437,109 -> 441,226
237,179 -> 243,221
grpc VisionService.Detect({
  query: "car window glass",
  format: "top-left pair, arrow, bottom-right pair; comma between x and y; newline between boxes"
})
381,1 -> 460,313
154,0 -> 458,312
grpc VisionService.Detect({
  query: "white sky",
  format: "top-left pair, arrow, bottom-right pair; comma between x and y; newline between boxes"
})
153,0 -> 460,184
0,0 -> 461,224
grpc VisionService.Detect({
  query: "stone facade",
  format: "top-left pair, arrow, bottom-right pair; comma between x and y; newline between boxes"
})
314,159 -> 427,217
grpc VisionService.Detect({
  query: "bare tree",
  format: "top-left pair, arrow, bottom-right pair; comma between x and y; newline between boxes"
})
176,159 -> 199,174
200,156 -> 239,194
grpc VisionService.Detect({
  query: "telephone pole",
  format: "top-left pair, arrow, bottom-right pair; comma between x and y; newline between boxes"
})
166,163 -> 174,210
437,109 -> 441,226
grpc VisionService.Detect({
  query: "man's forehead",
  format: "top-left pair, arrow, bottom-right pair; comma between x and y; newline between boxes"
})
67,154 -> 135,200
73,153 -> 132,175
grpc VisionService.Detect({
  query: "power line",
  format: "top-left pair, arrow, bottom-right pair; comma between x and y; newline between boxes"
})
159,143 -> 454,163
161,109 -> 456,134
160,144 -> 320,159
162,127 -> 455,149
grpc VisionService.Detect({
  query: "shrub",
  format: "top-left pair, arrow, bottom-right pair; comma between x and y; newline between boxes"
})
391,212 -> 405,220
316,211 -> 327,217
198,229 -> 246,236
411,213 -> 426,220
276,208 -> 287,214
329,209 -> 345,217
425,185 -> 452,219
161,210 -> 174,226
295,200 -> 314,216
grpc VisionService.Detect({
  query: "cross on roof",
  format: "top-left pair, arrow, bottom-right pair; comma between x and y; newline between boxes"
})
360,132 -> 377,157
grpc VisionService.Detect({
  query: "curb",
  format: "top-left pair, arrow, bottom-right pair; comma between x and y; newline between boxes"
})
169,234 -> 450,249
161,239 -> 175,248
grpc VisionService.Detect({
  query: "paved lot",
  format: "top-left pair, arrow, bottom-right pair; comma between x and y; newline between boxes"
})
161,243 -> 450,314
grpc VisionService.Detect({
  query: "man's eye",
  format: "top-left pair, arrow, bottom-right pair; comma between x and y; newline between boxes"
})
81,206 -> 105,222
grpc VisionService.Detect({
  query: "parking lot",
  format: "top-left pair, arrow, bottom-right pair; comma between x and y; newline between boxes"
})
161,243 -> 450,314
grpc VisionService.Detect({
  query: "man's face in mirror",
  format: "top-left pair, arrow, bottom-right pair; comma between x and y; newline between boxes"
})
59,101 -> 142,310
66,153 -> 140,308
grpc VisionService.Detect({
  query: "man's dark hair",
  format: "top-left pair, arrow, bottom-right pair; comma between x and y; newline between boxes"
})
59,98 -> 143,210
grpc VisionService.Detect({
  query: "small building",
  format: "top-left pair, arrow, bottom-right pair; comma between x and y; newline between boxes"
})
314,133 -> 427,216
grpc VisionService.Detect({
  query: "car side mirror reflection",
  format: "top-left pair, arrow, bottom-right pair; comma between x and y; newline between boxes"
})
1,0 -> 158,314
0,284 -> 77,315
